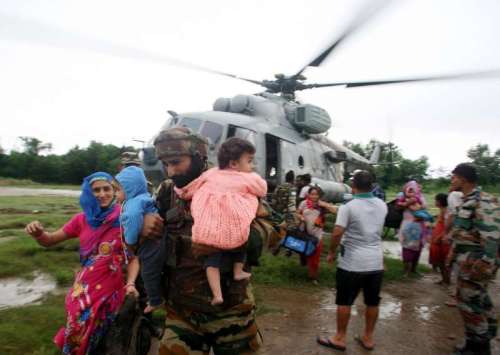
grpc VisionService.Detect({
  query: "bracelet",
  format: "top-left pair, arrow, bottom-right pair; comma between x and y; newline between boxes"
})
125,283 -> 135,288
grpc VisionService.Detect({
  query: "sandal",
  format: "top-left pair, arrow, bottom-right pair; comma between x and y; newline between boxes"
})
316,336 -> 346,351
355,335 -> 374,351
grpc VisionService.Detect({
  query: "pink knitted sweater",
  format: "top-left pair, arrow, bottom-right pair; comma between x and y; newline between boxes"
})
175,168 -> 267,249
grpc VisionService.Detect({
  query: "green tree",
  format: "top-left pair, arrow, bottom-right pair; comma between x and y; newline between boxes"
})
18,137 -> 53,156
466,144 -> 500,185
343,140 -> 429,188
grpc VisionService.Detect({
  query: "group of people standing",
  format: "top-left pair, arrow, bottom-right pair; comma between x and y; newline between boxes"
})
393,165 -> 498,355
24,125 -> 498,355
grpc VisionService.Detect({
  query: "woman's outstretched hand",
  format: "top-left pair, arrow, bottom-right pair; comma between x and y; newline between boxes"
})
25,221 -> 45,238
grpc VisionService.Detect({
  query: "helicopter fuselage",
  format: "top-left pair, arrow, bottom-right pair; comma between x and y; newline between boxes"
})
142,93 -> 372,201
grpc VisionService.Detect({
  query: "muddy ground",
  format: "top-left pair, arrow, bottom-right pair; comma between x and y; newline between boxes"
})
257,274 -> 500,355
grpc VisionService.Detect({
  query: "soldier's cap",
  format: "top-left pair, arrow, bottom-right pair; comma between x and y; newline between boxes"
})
120,151 -> 141,166
452,163 -> 478,183
154,127 -> 208,159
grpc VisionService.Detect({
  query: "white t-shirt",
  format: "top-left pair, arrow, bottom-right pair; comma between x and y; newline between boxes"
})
335,195 -> 388,272
299,184 -> 313,199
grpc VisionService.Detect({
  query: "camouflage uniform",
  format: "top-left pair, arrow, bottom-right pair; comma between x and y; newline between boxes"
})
450,188 -> 499,345
121,151 -> 142,167
153,128 -> 262,354
271,182 -> 296,221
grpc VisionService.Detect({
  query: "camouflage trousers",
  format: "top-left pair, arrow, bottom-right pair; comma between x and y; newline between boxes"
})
456,251 -> 498,343
158,288 -> 261,354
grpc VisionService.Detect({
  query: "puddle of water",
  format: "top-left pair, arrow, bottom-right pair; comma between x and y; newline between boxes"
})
0,272 -> 57,310
383,241 -> 430,265
379,296 -> 402,320
0,187 -> 80,197
415,304 -> 440,321
318,291 -> 401,319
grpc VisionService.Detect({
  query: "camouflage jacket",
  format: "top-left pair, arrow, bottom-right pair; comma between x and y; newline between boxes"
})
450,188 -> 500,265
271,182 -> 296,215
156,179 -> 268,314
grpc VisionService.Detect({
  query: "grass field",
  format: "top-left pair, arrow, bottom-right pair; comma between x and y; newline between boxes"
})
0,193 -> 428,355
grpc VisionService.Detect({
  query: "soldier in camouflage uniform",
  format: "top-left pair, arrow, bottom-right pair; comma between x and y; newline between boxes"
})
120,151 -> 142,168
271,170 -> 297,219
142,127 -> 261,354
448,163 -> 499,355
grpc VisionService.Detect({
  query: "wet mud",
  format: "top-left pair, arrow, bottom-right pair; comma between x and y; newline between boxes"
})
257,274 -> 500,354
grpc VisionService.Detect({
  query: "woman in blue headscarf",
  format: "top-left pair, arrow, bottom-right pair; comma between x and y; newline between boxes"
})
26,172 -> 139,354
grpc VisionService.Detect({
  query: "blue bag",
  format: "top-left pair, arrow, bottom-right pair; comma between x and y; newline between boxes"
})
281,228 -> 319,256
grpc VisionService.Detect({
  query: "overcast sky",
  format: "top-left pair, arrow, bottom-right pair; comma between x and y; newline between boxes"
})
1,0 -> 499,175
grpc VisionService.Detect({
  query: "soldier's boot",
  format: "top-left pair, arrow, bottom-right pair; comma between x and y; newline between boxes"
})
453,340 -> 491,355
476,341 -> 491,355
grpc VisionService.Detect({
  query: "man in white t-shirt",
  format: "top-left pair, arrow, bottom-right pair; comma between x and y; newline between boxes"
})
317,170 -> 387,352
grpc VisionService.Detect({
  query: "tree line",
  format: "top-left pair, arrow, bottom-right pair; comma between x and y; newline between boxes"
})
0,137 -> 134,185
0,137 -> 498,187
342,140 -> 499,188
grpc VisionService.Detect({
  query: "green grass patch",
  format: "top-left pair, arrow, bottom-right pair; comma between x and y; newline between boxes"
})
253,250 -> 428,290
0,294 -> 65,355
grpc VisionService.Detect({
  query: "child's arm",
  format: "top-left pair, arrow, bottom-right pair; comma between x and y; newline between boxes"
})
125,255 -> 140,297
245,172 -> 268,197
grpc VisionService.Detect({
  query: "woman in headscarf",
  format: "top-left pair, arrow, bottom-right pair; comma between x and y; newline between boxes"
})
25,172 -> 139,354
297,186 -> 337,283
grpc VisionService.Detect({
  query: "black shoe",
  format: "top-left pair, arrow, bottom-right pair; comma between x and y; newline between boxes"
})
477,341 -> 491,355
453,340 -> 490,355
453,340 -> 475,355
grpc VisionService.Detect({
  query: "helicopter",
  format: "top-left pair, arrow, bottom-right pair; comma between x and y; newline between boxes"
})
136,3 -> 500,202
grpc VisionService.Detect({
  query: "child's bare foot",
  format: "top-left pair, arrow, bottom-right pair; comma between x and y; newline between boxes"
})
144,304 -> 160,313
234,271 -> 251,281
211,296 -> 224,305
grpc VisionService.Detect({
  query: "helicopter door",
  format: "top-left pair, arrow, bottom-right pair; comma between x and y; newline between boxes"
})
265,134 -> 281,191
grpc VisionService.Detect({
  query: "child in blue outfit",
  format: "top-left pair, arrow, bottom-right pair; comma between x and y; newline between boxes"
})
114,166 -> 165,312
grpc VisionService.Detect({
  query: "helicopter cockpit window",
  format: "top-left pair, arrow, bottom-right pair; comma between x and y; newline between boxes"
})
200,121 -> 223,146
178,117 -> 202,132
226,125 -> 256,146
298,155 -> 304,168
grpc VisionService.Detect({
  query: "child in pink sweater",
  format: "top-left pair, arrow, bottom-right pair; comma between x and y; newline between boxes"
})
175,137 -> 267,305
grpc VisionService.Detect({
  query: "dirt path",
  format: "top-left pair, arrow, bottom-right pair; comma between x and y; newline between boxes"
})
257,274 -> 500,354
0,187 -> 80,197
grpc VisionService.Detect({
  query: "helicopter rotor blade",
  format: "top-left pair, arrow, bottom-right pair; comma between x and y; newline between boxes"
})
293,0 -> 391,78
299,70 -> 500,90
0,13 -> 266,88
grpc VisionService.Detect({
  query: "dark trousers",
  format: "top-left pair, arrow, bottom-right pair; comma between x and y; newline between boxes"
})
138,238 -> 166,307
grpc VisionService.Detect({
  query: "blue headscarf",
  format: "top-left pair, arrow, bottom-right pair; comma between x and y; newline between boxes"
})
80,172 -> 118,229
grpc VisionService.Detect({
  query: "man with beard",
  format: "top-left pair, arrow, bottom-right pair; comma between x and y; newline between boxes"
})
140,127 -> 261,354
448,163 -> 499,355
